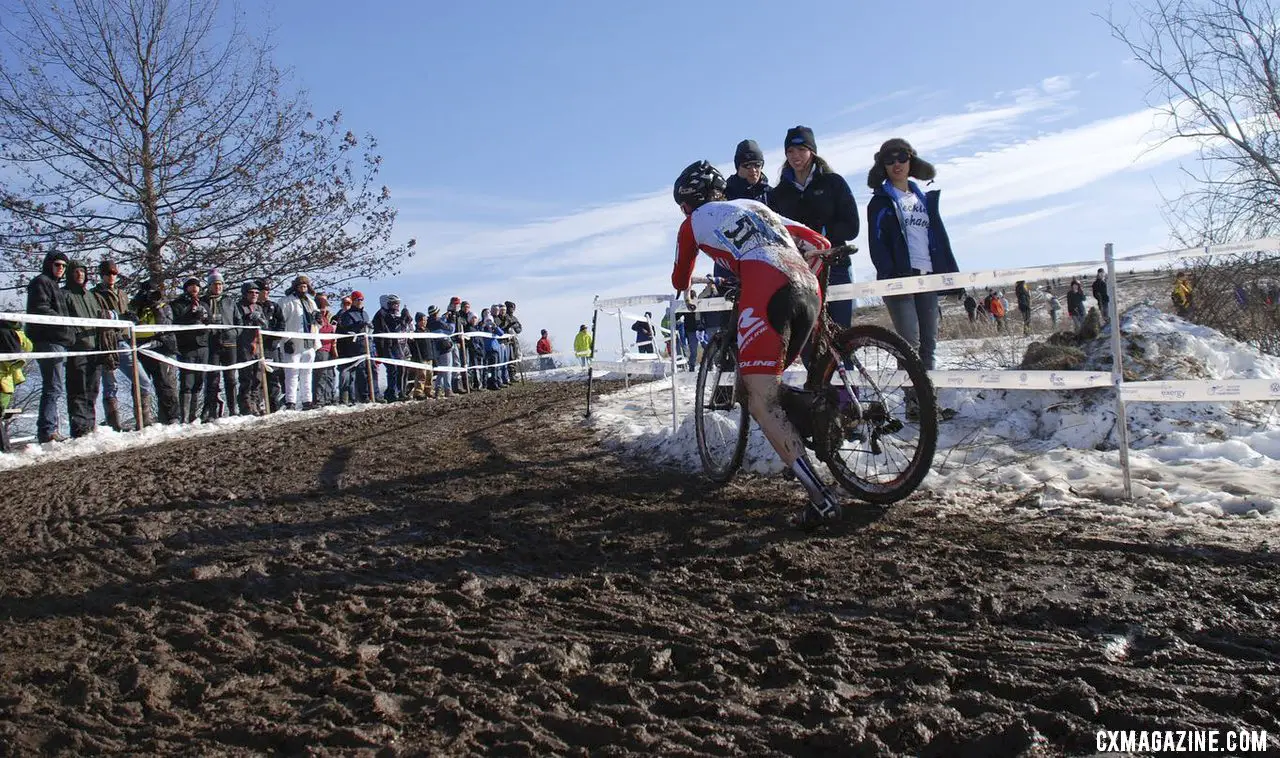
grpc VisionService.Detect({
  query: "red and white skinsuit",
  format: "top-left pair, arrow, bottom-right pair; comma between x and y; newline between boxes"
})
671,198 -> 830,375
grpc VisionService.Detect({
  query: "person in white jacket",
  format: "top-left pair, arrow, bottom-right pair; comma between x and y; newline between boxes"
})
278,274 -> 319,410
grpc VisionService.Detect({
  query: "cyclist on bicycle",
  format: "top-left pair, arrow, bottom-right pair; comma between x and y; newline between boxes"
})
670,160 -> 845,526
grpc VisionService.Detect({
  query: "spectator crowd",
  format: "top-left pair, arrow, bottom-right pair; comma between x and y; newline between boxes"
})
3,251 -> 534,450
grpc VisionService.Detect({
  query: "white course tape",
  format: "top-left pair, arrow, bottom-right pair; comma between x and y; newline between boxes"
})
137,349 -> 260,372
0,346 -> 134,361
261,329 -> 358,341
262,354 -> 369,370
0,311 -> 123,329
1115,237 -> 1280,264
139,322 -> 238,333
1121,379 -> 1280,402
929,369 -> 1113,390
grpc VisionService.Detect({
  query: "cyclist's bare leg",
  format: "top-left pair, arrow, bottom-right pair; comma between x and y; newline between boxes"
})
741,375 -> 805,465
741,374 -> 841,519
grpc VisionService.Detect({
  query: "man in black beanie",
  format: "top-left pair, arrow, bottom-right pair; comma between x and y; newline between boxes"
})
726,139 -> 771,205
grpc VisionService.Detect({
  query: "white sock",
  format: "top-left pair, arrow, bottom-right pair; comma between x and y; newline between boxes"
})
790,456 -> 827,504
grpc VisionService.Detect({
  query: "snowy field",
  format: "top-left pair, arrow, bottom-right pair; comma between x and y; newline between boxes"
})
586,306 -> 1280,522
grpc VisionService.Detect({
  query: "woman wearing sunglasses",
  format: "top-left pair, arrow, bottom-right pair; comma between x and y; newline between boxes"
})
865,138 -> 959,372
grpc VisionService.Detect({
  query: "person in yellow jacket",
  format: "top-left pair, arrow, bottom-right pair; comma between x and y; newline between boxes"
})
1171,271 -> 1193,318
573,324 -> 593,367
0,320 -> 33,452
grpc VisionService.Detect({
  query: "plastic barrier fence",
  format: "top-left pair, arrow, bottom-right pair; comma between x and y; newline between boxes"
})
589,237 -> 1280,499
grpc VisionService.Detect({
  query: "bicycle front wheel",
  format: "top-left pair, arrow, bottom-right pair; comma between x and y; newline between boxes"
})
694,332 -> 749,483
815,324 -> 937,504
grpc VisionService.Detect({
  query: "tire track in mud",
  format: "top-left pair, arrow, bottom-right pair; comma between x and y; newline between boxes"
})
0,381 -> 1277,756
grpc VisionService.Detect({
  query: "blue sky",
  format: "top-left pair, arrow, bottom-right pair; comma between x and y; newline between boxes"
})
255,0 -> 1195,355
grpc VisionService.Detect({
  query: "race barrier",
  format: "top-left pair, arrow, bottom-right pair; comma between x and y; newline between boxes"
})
0,313 -> 532,428
588,237 -> 1280,499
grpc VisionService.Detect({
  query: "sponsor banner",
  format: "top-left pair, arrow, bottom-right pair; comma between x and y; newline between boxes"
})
1121,379 -> 1280,402
595,294 -> 674,311
1116,236 -> 1280,264
930,369 -> 1113,390
591,360 -> 669,377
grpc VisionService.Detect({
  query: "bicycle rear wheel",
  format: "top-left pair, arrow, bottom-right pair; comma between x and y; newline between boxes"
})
694,332 -> 749,482
814,324 -> 937,504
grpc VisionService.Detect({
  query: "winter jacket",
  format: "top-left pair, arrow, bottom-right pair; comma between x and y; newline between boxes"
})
259,298 -> 284,350
233,300 -> 266,357
574,330 -> 592,357
769,161 -> 859,246
409,324 -> 433,363
205,292 -> 239,348
62,264 -> 104,352
1067,289 -> 1086,319
278,290 -> 318,355
1092,277 -> 1109,306
484,323 -> 505,354
725,174 -> 771,205
536,336 -> 552,355
1016,285 -> 1031,313
130,293 -> 177,356
170,293 -> 211,353
91,282 -> 131,352
335,306 -> 372,358
989,296 -> 1006,319
317,315 -> 337,355
372,301 -> 411,360
0,324 -> 32,396
25,251 -> 73,346
866,180 -> 959,280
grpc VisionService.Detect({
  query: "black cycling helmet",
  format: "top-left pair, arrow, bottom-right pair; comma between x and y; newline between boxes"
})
673,160 -> 726,210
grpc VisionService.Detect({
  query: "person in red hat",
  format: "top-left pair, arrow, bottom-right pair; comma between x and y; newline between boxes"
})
334,290 -> 373,403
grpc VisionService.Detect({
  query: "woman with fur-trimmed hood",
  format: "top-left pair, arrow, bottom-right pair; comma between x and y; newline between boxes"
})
865,138 -> 959,372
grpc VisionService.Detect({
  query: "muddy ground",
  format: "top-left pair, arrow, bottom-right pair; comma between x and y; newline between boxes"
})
0,381 -> 1277,756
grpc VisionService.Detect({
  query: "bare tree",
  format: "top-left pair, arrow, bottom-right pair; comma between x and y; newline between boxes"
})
0,0 -> 413,290
1106,0 -> 1280,244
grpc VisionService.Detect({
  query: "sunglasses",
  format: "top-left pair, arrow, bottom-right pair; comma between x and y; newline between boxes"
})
740,161 -> 764,171
882,150 -> 912,165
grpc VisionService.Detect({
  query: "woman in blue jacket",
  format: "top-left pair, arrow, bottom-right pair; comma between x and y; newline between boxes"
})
865,138 -> 959,371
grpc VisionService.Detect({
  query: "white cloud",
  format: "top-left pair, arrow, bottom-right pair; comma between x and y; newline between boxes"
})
962,204 -> 1079,235
369,76 -> 1204,363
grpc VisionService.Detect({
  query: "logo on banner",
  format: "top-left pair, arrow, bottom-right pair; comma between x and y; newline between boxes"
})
1049,373 -> 1066,387
1161,389 -> 1187,399
1271,381 -> 1280,396
947,376 -> 967,386
1208,383 -> 1241,397
980,373 -> 1001,384
1019,373 -> 1029,385
942,275 -> 956,287
887,282 -> 904,292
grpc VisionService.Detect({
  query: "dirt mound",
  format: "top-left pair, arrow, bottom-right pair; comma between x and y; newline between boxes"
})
0,381 -> 1276,756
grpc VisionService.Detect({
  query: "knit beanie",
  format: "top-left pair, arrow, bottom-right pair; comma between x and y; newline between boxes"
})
784,125 -> 816,153
734,139 -> 765,168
